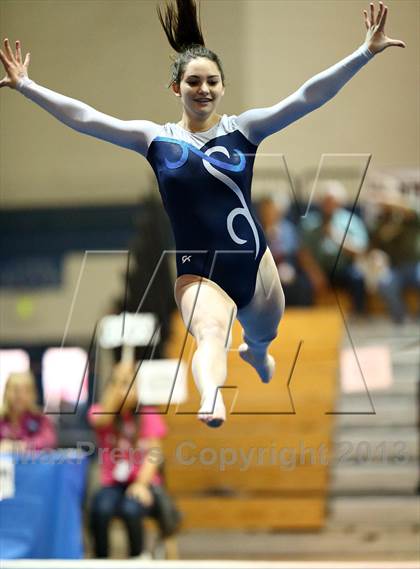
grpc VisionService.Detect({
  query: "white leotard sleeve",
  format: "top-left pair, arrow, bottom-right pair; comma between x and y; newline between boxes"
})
235,43 -> 375,146
15,76 -> 161,157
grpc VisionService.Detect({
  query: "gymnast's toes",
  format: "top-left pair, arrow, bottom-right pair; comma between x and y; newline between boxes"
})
198,392 -> 226,428
198,409 -> 226,428
263,354 -> 275,383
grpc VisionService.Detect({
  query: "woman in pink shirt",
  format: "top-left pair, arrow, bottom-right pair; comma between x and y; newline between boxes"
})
88,361 -> 168,559
0,371 -> 57,452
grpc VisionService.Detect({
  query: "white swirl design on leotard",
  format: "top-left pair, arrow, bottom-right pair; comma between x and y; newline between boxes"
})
202,146 -> 260,259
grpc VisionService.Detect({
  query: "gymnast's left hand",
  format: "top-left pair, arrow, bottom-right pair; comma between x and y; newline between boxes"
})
363,2 -> 406,54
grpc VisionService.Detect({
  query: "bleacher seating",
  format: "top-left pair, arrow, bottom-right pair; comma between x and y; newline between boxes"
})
162,307 -> 344,530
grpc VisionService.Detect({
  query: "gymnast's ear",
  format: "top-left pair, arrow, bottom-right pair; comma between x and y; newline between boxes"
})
171,81 -> 181,97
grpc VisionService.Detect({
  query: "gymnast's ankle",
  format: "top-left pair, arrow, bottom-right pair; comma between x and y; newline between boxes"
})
238,343 -> 275,383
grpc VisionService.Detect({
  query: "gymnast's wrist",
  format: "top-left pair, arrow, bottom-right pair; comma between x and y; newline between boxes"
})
15,75 -> 34,92
360,42 -> 376,59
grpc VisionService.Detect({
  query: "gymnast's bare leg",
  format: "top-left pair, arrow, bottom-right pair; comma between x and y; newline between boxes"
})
175,275 -> 237,428
237,247 -> 285,383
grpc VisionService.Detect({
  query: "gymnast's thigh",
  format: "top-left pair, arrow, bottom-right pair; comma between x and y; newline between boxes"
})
174,274 -> 237,345
236,247 -> 285,333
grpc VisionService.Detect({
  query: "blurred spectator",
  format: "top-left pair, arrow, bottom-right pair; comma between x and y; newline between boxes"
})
0,371 -> 57,451
366,189 -> 419,323
257,195 -> 319,306
88,361 -> 168,559
301,181 -> 369,314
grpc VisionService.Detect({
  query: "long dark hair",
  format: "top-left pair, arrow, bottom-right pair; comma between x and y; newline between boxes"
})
156,0 -> 225,87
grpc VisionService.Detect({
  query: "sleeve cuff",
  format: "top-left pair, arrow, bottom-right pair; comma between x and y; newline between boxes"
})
359,43 -> 375,60
16,76 -> 35,92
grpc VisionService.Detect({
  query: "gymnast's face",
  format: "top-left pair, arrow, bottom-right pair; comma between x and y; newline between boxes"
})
172,57 -> 225,118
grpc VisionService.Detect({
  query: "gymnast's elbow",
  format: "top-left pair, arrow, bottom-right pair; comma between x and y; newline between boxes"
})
299,84 -> 338,110
62,105 -> 99,134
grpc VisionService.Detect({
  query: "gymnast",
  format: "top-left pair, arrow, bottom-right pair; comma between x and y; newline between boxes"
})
0,1 -> 405,428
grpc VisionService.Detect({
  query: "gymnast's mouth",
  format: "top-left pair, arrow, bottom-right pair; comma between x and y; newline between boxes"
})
195,98 -> 212,103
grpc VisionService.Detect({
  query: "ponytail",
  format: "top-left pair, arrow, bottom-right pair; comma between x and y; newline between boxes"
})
157,0 -> 205,53
157,0 -> 226,88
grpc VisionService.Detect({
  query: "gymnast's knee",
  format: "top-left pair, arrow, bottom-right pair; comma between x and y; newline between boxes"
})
264,288 -> 286,328
244,328 -> 278,352
243,301 -> 284,350
194,317 -> 232,347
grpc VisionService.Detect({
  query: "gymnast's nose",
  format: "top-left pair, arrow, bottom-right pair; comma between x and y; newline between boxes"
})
197,83 -> 210,95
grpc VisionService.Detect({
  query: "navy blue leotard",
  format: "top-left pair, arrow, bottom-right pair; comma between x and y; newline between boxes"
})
16,44 -> 374,308
146,115 -> 267,308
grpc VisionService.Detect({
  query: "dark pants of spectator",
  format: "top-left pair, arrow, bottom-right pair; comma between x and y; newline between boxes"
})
378,262 -> 420,323
90,484 -> 156,558
330,264 -> 366,314
283,271 -> 314,306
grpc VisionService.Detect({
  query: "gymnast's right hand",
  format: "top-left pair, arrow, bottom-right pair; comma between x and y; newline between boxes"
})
0,38 -> 31,89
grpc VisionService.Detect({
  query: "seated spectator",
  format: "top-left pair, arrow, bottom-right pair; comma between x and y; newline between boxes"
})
88,361 -> 168,559
257,195 -> 319,306
0,371 -> 57,452
301,181 -> 369,314
366,188 -> 419,323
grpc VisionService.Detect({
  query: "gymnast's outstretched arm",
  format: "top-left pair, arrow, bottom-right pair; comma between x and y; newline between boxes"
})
236,2 -> 406,146
0,38 -> 159,157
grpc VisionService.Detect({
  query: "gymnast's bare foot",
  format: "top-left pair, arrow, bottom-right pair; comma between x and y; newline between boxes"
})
238,343 -> 275,383
198,388 -> 226,428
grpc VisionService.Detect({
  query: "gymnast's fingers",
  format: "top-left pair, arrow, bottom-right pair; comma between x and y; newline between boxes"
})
15,39 -> 22,64
0,45 -> 13,74
0,48 -> 10,67
0,75 -> 11,88
4,38 -> 16,63
363,10 -> 370,30
387,37 -> 406,48
369,3 -> 375,27
375,1 -> 384,25
0,49 -> 13,87
23,52 -> 31,70
378,4 -> 388,32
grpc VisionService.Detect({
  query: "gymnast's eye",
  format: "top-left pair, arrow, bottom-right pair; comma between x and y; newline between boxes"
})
186,79 -> 219,86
